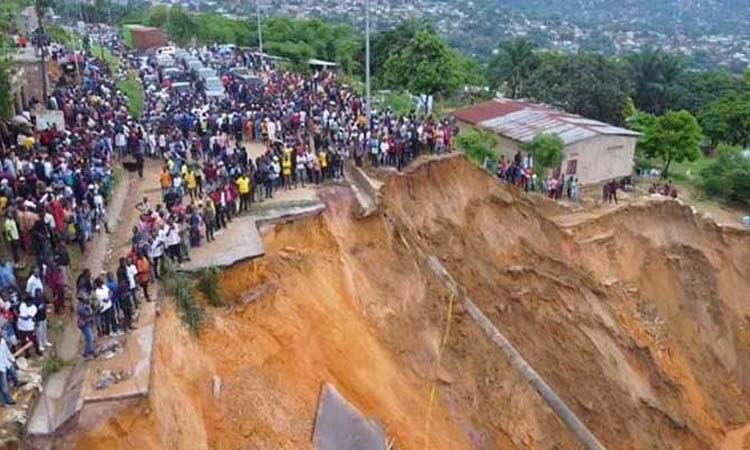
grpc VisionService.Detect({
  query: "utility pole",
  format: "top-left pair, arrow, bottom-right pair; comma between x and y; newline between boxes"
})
35,0 -> 49,104
256,0 -> 263,70
364,0 -> 371,131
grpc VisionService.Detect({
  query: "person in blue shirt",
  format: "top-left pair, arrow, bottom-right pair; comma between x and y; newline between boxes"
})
0,263 -> 15,291
105,272 -> 122,328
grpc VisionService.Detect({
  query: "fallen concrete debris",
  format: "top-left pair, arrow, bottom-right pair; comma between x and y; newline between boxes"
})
96,340 -> 124,360
313,383 -> 388,450
94,369 -> 132,390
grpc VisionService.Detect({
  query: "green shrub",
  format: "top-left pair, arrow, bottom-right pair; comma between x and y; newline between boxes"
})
197,268 -> 224,307
455,128 -> 499,169
701,144 -> 750,204
161,260 -> 206,335
42,357 -> 71,379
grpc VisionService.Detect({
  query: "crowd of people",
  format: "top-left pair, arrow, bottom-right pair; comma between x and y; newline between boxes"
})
495,152 -> 582,201
0,32 -> 152,404
113,41 -> 462,260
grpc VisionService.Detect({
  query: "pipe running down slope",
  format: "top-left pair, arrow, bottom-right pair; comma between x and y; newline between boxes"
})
426,255 -> 608,450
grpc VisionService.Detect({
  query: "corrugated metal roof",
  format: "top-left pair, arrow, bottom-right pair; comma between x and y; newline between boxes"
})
452,98 -> 640,145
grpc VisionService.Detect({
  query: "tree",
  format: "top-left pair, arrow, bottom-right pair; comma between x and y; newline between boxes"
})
488,38 -> 539,98
701,144 -> 750,204
525,52 -> 631,124
165,6 -> 195,46
627,48 -> 684,114
699,94 -> 750,147
369,19 -> 429,83
0,59 -> 13,120
382,30 -> 469,97
671,70 -> 740,115
525,133 -> 564,176
634,110 -> 703,177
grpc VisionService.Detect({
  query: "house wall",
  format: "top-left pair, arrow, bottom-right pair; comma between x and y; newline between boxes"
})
456,120 -> 636,185
563,135 -> 636,184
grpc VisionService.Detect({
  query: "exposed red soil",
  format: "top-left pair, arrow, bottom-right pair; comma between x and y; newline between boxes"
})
73,156 -> 750,450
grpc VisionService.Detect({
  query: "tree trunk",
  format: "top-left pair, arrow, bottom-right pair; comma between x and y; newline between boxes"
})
663,158 -> 672,179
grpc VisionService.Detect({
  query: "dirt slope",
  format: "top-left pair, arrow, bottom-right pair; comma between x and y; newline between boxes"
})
73,156 -> 750,450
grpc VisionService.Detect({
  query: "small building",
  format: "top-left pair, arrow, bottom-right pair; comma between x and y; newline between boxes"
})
452,98 -> 640,184
122,25 -> 168,51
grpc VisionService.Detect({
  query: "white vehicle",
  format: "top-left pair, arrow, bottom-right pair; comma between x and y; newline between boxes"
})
204,76 -> 225,99
171,82 -> 191,95
198,67 -> 216,80
186,59 -> 203,72
156,46 -> 176,56
156,54 -> 174,68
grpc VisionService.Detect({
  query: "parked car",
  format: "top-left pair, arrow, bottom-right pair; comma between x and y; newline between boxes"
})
198,67 -> 216,81
171,81 -> 191,95
204,76 -> 225,99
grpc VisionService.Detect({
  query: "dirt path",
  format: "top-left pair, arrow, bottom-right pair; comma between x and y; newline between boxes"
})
26,161 -> 161,438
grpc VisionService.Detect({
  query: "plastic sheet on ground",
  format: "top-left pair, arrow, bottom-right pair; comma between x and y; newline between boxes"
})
313,384 -> 387,450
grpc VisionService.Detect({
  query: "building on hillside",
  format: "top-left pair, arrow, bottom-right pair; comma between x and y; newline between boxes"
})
122,25 -> 168,51
452,98 -> 640,185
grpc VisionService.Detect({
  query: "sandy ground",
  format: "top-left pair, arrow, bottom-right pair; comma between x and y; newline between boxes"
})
69,156 -> 750,450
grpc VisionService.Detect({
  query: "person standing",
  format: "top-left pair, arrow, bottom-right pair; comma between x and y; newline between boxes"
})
3,213 -> 20,264
116,258 -> 135,330
136,252 -> 152,303
95,277 -> 118,337
32,288 -> 51,350
135,149 -> 144,179
202,199 -> 216,243
0,336 -> 19,406
236,173 -> 251,212
76,296 -> 95,359
17,296 -> 40,357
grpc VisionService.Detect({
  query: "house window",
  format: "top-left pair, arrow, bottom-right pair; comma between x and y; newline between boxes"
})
566,159 -> 578,175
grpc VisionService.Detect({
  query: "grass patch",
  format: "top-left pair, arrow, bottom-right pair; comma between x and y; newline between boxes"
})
196,267 -> 225,307
117,75 -> 144,119
42,357 -> 72,379
162,260 -> 205,335
91,45 -> 121,72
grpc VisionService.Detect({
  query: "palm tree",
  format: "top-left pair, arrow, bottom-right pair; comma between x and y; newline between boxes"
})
488,38 -> 539,98
628,48 -> 684,114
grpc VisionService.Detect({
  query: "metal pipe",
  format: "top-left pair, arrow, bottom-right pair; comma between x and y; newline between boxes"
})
426,255 -> 608,450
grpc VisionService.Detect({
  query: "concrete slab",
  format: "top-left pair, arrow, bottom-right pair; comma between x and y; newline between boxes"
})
182,217 -> 265,271
82,302 -> 156,403
26,364 -> 85,435
344,163 -> 382,218
313,384 -> 388,450
183,188 -> 325,272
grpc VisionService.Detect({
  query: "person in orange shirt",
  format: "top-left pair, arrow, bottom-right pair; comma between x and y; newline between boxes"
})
136,252 -> 152,302
159,166 -> 172,193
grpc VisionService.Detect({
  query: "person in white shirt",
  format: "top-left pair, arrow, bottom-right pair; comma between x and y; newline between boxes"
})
149,228 -> 166,279
25,269 -> 43,297
125,260 -> 140,308
166,223 -> 182,264
17,297 -> 41,357
95,277 -> 118,336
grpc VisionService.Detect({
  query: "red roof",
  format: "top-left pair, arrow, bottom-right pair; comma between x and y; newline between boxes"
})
452,99 -> 533,124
